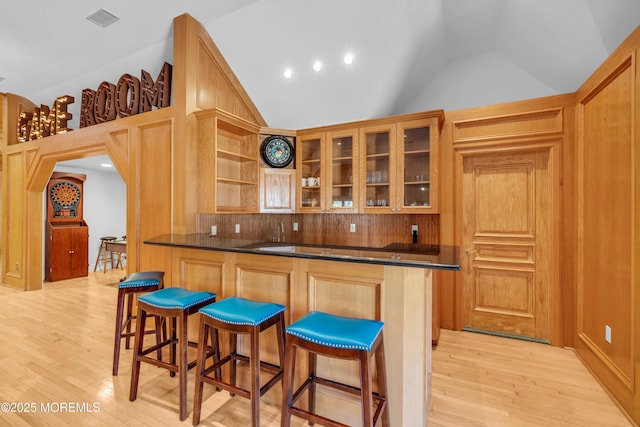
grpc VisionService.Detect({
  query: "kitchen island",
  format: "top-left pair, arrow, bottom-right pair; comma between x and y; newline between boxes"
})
145,233 -> 460,426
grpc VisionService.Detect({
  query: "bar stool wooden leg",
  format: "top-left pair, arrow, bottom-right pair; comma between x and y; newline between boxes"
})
178,310 -> 190,421
113,289 -> 127,376
376,336 -> 391,427
308,351 -> 317,420
250,326 -> 260,425
129,305 -> 146,401
360,350 -> 373,427
281,338 -> 296,427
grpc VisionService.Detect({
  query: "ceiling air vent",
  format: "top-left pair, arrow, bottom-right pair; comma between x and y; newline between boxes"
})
86,8 -> 120,28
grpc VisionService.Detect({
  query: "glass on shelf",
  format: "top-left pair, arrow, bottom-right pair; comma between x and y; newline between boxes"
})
404,183 -> 430,207
365,185 -> 389,207
301,185 -> 321,208
331,186 -> 353,208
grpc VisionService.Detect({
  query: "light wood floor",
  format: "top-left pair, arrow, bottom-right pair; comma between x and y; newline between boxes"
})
0,271 -> 632,426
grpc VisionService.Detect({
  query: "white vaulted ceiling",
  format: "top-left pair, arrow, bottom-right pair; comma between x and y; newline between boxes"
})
1,0 -> 639,131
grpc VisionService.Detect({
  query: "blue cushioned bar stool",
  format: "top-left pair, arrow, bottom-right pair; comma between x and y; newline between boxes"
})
129,287 -> 217,421
192,296 -> 286,427
112,271 -> 165,376
281,311 -> 390,427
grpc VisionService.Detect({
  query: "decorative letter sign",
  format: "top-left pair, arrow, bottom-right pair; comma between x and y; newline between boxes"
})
80,61 -> 172,128
17,62 -> 173,141
17,95 -> 74,143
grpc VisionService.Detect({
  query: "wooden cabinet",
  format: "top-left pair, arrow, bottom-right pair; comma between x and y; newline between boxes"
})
259,168 -> 296,213
296,128 -> 359,213
195,108 -> 260,213
296,110 -> 443,214
361,113 -> 442,213
45,171 -> 89,282
45,222 -> 89,282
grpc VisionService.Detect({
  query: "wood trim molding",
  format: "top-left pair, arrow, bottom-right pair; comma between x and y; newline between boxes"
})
452,108 -> 564,151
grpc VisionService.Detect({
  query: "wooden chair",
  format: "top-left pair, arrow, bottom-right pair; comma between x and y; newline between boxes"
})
129,287 -> 217,421
93,235 -> 118,272
281,311 -> 390,427
192,296 -> 286,427
112,271 -> 165,376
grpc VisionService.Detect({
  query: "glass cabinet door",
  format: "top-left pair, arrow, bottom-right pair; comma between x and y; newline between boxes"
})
397,118 -> 438,212
327,129 -> 358,212
401,125 -> 430,207
361,124 -> 396,212
297,132 -> 324,211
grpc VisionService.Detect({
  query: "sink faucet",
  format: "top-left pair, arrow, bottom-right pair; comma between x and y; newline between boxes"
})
277,222 -> 285,242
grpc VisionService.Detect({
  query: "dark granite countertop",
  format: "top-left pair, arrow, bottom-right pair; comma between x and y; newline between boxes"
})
144,233 -> 461,271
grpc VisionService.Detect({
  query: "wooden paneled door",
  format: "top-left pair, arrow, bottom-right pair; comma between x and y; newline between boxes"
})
462,151 -> 551,341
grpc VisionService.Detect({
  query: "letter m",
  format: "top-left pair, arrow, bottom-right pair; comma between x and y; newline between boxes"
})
140,62 -> 172,113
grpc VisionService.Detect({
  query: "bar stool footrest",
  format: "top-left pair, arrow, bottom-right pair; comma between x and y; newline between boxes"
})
289,407 -> 351,427
289,376 -> 387,419
202,353 -> 284,398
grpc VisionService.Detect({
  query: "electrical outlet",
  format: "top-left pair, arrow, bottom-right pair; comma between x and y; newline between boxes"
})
350,224 -> 356,233
411,225 -> 418,233
210,225 -> 217,236
235,224 -> 240,233
605,325 -> 612,343
293,222 -> 299,231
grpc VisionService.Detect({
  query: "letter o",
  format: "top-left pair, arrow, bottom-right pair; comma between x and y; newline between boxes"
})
93,81 -> 117,123
116,74 -> 140,117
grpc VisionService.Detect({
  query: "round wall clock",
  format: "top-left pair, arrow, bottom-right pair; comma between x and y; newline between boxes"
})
260,135 -> 294,168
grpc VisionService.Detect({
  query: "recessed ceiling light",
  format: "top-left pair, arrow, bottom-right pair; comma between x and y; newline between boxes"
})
283,68 -> 293,79
100,163 -> 113,168
343,53 -> 354,65
86,8 -> 120,28
313,61 -> 323,72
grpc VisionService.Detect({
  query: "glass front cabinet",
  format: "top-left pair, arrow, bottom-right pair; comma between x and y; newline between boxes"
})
297,110 -> 443,214
397,117 -> 439,213
360,112 -> 442,213
296,129 -> 359,213
297,131 -> 324,212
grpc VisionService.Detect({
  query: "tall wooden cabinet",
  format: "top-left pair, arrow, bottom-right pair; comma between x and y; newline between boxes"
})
45,172 -> 89,282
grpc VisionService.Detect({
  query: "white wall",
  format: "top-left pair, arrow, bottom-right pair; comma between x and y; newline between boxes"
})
47,165 -> 126,273
405,50 -> 557,114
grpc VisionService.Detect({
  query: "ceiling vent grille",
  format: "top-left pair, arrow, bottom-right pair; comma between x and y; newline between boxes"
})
86,8 -> 120,28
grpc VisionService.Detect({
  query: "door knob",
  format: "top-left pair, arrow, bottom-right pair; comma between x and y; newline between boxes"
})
465,248 -> 474,254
